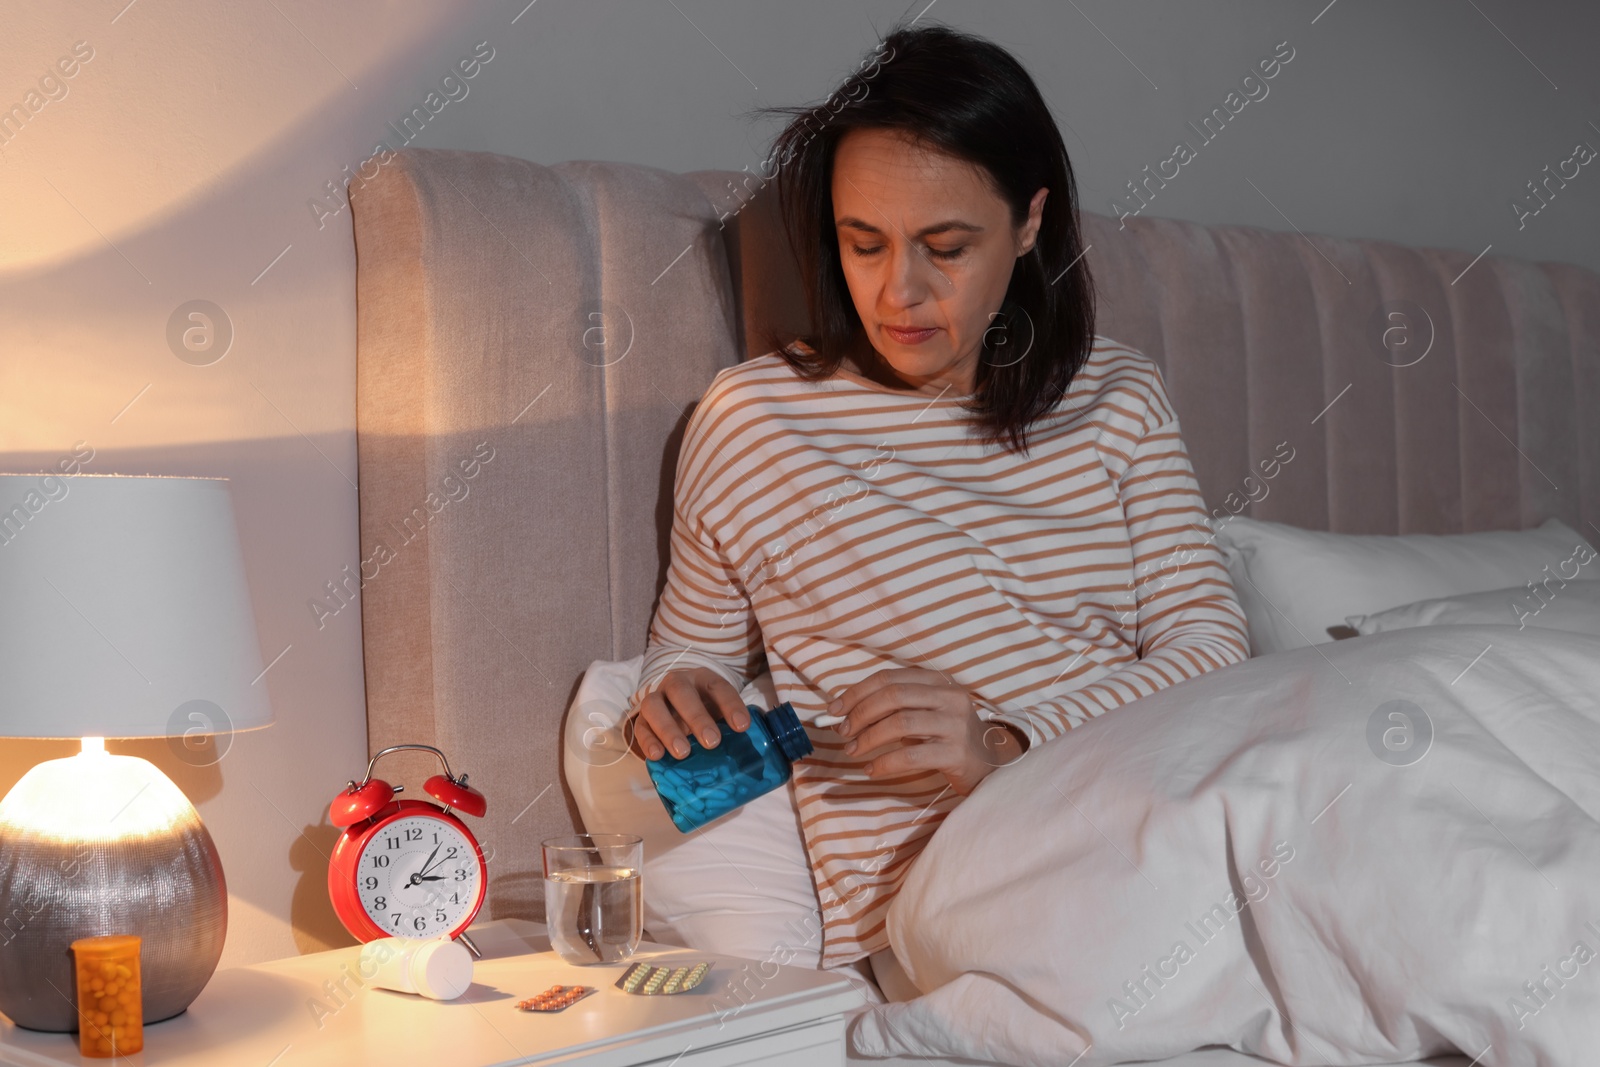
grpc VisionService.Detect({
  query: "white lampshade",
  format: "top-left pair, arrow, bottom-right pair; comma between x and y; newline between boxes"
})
0,473 -> 273,739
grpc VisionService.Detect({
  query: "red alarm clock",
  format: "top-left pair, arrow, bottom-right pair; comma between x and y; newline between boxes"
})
327,744 -> 488,952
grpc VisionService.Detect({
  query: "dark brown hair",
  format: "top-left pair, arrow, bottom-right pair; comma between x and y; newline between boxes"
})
752,21 -> 1096,455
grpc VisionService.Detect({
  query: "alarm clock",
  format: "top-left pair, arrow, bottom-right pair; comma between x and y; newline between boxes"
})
327,743 -> 489,950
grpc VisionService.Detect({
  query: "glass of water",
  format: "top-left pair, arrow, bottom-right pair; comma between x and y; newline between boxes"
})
541,833 -> 643,965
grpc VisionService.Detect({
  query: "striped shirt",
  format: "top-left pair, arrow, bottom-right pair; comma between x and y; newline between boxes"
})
628,335 -> 1249,967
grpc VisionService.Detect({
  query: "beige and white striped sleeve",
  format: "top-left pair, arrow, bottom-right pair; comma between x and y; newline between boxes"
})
628,400 -> 764,716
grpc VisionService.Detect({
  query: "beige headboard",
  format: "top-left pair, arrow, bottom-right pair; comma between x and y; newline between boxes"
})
351,147 -> 1599,923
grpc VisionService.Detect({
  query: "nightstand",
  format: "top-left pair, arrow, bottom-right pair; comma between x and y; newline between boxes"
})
0,919 -> 866,1066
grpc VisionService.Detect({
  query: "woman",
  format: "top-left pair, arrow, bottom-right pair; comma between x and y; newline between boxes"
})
624,22 -> 1248,980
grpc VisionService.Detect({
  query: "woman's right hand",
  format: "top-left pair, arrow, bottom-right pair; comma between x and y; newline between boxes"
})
627,667 -> 751,761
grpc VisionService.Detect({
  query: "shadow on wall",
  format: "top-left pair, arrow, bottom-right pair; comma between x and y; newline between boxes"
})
289,821 -> 352,954
112,737 -> 352,955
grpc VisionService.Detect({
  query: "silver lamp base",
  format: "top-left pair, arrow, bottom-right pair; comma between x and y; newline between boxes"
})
0,756 -> 227,1032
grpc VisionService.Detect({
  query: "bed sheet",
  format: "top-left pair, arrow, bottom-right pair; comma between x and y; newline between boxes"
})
844,959 -> 1473,1067
844,1049 -> 1465,1067
847,1049 -> 1471,1067
852,626 -> 1600,1063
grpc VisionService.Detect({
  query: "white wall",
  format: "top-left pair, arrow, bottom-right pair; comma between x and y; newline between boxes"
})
1,0 -> 1595,968
415,0 -> 1600,275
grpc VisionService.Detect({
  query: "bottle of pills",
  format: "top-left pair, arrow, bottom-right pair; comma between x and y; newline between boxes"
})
645,702 -> 813,832
358,936 -> 474,1000
70,934 -> 142,1058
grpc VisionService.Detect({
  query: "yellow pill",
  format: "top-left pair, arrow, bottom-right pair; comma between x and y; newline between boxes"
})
100,962 -> 117,979
115,964 -> 131,978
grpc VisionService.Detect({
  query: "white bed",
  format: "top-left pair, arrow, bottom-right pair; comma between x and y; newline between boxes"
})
560,517 -> 1600,1065
569,620 -> 1600,1064
843,621 -> 1600,1065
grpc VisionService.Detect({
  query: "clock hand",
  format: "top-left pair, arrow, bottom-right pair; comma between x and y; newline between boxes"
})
400,844 -> 444,883
405,843 -> 444,888
417,875 -> 445,882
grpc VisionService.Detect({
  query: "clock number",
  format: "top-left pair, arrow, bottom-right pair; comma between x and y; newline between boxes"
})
413,915 -> 427,932
363,876 -> 378,890
432,831 -> 440,844
450,893 -> 460,905
391,913 -> 402,928
373,896 -> 386,911
436,909 -> 447,923
445,846 -> 458,859
385,835 -> 399,850
371,854 -> 390,868
405,827 -> 422,841
455,868 -> 468,881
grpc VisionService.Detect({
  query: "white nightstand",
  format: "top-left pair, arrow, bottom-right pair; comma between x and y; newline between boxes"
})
0,919 -> 866,1066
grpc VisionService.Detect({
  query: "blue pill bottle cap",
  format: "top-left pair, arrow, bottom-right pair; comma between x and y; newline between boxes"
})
763,701 -> 813,763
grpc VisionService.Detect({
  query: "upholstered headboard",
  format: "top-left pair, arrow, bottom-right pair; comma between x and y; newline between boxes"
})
350,147 -> 1599,923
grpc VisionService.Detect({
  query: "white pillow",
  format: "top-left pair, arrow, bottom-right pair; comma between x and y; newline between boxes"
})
561,658 -> 827,968
1346,579 -> 1600,638
1215,515 -> 1596,655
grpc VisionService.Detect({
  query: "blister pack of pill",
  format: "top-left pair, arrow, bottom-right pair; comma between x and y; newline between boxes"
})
615,960 -> 712,995
516,984 -> 597,1012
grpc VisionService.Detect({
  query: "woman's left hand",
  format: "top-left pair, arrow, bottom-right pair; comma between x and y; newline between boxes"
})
826,668 -> 1029,795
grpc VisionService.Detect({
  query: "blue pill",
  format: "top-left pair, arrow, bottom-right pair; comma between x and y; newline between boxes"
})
646,702 -> 812,832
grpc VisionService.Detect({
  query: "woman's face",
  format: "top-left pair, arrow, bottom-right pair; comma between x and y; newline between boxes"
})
832,127 -> 1047,397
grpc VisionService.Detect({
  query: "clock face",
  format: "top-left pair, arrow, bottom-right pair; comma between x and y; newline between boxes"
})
354,813 -> 484,939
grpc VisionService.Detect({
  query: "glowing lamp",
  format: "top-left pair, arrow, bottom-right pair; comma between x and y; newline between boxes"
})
0,475 -> 273,1031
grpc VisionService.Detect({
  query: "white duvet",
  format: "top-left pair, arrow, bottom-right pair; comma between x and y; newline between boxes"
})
848,625 -> 1600,1066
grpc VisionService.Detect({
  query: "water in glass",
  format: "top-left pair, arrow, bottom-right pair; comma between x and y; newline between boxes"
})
544,864 -> 641,964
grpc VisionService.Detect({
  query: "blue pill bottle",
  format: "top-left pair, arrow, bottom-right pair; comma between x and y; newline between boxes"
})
644,702 -> 814,832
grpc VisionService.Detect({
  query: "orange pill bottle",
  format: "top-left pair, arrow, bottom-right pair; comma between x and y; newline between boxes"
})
70,934 -> 143,1058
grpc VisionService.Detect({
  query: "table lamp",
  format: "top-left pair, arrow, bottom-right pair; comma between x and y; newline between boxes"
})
0,474 -> 273,1031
